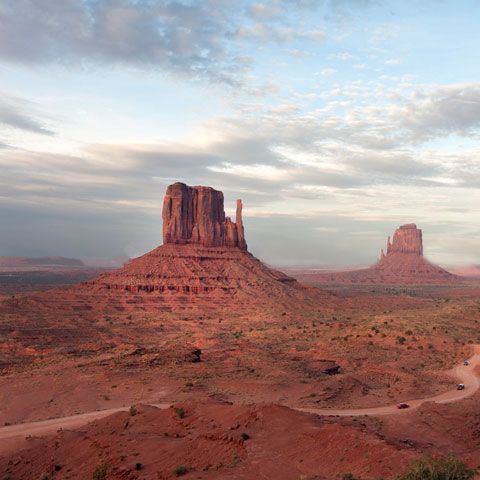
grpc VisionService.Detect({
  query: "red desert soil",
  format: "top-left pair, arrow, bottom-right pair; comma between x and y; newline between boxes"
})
0,346 -> 479,479
0,401 -> 418,480
0,346 -> 478,444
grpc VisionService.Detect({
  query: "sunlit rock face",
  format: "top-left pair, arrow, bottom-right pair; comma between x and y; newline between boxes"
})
162,182 -> 246,250
386,223 -> 423,255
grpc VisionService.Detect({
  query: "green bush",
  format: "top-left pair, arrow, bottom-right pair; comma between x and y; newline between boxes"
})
396,455 -> 477,480
93,463 -> 109,480
174,466 -> 187,477
175,407 -> 185,419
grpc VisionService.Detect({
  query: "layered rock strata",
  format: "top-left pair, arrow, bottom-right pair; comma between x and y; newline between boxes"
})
162,183 -> 246,249
20,183 -> 318,311
386,223 -> 423,255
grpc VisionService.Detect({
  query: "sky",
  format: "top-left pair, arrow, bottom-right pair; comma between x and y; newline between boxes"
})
1,0 -> 480,266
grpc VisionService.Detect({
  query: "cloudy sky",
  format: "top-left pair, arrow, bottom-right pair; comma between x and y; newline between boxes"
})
1,0 -> 480,266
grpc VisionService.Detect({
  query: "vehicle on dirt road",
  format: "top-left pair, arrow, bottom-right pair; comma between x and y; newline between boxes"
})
397,403 -> 410,409
464,361 -> 469,366
456,384 -> 465,390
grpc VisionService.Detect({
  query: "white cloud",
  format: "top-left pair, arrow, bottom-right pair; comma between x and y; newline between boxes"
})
316,68 -> 337,76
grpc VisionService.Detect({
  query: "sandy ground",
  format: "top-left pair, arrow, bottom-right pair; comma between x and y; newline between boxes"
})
0,345 -> 478,454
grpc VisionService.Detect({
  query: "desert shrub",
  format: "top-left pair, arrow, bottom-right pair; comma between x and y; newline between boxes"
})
135,462 -> 142,470
396,455 -> 477,480
241,432 -> 250,440
405,330 -> 413,335
175,407 -> 185,419
397,336 -> 406,345
129,406 -> 137,416
185,382 -> 194,387
174,466 -> 187,477
93,463 -> 109,480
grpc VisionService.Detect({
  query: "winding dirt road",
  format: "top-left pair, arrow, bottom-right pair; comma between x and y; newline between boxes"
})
0,346 -> 478,453
297,345 -> 480,417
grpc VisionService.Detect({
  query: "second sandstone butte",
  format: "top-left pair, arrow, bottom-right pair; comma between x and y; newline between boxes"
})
297,223 -> 459,285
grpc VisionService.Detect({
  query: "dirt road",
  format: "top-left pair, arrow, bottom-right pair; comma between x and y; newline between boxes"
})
0,346 -> 478,453
297,344 -> 480,417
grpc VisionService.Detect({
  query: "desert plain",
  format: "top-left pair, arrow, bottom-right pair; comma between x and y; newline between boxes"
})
0,183 -> 479,480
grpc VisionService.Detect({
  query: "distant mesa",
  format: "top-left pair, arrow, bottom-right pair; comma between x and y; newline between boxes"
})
0,256 -> 84,267
294,223 -> 461,285
20,182 -> 319,312
446,264 -> 480,278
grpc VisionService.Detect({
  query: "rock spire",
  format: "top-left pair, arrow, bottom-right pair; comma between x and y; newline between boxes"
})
162,182 -> 247,250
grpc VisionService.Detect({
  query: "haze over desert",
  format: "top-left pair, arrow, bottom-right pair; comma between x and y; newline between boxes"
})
1,1 -> 480,479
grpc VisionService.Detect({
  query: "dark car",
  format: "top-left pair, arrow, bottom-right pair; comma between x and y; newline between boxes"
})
397,403 -> 410,409
456,384 -> 465,390
464,361 -> 469,366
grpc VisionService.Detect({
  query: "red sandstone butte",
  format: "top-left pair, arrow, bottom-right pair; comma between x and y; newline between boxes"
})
294,223 -> 461,286
386,223 -> 423,255
19,183 -> 319,312
163,183 -> 247,250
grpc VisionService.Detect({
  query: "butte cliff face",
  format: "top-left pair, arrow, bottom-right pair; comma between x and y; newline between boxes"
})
22,183 -> 318,312
162,183 -> 246,249
295,223 -> 460,286
385,223 -> 423,256
372,223 -> 458,284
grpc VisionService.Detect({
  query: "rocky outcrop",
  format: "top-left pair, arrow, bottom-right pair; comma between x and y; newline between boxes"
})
292,223 -> 461,286
162,183 -> 247,250
368,223 -> 458,283
386,224 -> 423,255
23,182 -> 320,312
